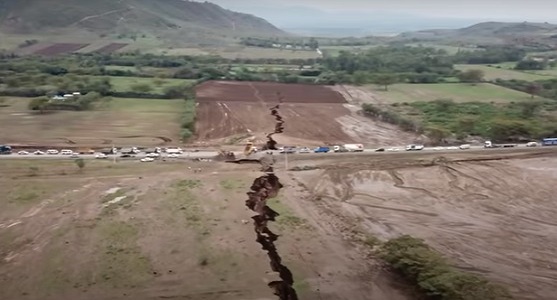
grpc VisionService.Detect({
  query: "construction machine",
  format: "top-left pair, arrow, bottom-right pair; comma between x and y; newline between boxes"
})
244,141 -> 258,156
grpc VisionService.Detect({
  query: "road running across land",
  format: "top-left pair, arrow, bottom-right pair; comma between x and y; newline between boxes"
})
0,143 -> 550,160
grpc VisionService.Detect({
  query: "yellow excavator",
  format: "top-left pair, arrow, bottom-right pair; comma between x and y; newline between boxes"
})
244,141 -> 257,156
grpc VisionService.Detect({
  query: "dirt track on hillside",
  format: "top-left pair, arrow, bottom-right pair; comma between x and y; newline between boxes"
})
286,149 -> 557,300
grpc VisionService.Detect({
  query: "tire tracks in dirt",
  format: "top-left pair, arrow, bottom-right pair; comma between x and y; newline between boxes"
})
387,169 -> 438,198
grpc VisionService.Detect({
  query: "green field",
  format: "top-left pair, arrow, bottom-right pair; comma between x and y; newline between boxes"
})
455,64 -> 550,81
0,97 -> 184,146
368,83 -> 536,103
405,43 -> 480,55
103,76 -> 194,93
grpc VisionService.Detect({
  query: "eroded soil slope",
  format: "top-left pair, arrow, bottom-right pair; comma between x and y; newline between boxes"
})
290,150 -> 557,300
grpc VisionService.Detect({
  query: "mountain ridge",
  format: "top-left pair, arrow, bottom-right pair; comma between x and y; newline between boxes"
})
0,0 -> 285,37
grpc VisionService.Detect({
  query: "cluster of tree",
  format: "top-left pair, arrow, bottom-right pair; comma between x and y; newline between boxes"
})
17,39 -> 39,48
28,92 -> 109,112
240,37 -> 319,50
0,73 -> 112,97
409,99 -> 554,141
514,59 -> 551,70
323,46 -> 454,75
380,235 -> 512,300
180,99 -> 196,140
361,103 -> 423,133
453,46 -> 526,64
494,79 -> 557,100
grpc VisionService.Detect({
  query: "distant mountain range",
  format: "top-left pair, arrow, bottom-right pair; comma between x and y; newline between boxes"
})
0,0 -> 285,37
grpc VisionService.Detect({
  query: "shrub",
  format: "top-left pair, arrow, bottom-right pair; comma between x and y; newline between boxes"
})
380,235 -> 512,300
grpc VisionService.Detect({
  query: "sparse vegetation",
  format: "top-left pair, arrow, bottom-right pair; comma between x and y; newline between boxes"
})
379,235 -> 512,300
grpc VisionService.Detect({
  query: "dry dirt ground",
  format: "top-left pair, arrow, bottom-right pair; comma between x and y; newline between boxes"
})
1,148 -> 556,300
194,81 -> 420,147
288,148 -> 557,300
0,158 -> 410,300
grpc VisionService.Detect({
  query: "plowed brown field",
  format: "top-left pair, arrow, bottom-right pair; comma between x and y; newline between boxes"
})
33,43 -> 89,56
194,81 -> 421,146
93,43 -> 128,54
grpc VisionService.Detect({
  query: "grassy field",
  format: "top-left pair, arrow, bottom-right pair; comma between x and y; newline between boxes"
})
367,83 -> 535,103
151,46 -> 321,59
320,45 -> 379,57
455,64 -> 550,81
0,97 -> 185,147
103,76 -> 194,94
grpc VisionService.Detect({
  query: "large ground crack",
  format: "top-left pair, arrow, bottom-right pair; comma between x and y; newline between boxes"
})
243,96 -> 298,299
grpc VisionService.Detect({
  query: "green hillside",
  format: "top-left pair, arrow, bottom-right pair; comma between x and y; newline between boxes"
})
0,0 -> 285,37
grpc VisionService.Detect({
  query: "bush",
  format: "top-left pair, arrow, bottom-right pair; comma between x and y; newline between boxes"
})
380,235 -> 512,300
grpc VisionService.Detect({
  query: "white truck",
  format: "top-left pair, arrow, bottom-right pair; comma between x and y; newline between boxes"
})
333,144 -> 365,152
166,147 -> 183,154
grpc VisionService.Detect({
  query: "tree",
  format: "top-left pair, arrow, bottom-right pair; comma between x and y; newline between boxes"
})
28,97 -> 49,113
457,69 -> 484,84
352,71 -> 369,86
373,74 -> 398,91
515,59 -> 546,70
74,158 -> 85,172
517,101 -> 542,118
426,126 -> 451,144
525,83 -> 541,99
130,83 -> 153,93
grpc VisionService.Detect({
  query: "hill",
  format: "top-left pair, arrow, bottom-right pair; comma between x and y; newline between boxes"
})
397,21 -> 557,45
0,0 -> 284,37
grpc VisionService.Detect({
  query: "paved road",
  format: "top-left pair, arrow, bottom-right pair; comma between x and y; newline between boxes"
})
0,143 -> 543,160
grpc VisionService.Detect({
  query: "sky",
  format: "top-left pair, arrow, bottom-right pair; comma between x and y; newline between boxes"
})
207,0 -> 557,21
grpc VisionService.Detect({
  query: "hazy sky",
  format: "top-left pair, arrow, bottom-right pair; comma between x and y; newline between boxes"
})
209,0 -> 557,21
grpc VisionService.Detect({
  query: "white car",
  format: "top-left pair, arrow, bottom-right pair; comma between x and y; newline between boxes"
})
34,150 -> 45,155
46,149 -> 59,155
95,153 -> 108,159
17,150 -> 29,155
405,144 -> 424,151
140,157 -> 155,162
167,153 -> 180,158
447,146 -> 459,150
526,142 -> 539,147
146,153 -> 160,158
70,153 -> 79,158
298,147 -> 311,153
60,149 -> 74,155
459,144 -> 471,150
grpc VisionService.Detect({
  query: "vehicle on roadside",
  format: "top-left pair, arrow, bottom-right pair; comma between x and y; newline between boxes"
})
405,144 -> 424,151
17,150 -> 29,155
447,146 -> 459,150
0,145 -> 12,155
484,140 -> 516,148
140,157 -> 155,162
77,148 -> 95,154
541,138 -> 557,146
298,147 -> 311,153
166,147 -> 183,154
95,153 -> 108,159
432,146 -> 444,151
34,150 -> 45,155
314,146 -> 330,153
375,148 -> 385,152
60,149 -> 74,155
334,144 -> 364,152
46,149 -> 59,155
280,146 -> 297,154
526,142 -> 539,147
167,153 -> 180,158
120,147 -> 140,154
146,153 -> 160,158
120,154 -> 135,158
70,153 -> 79,158
386,147 -> 401,152
459,144 -> 471,150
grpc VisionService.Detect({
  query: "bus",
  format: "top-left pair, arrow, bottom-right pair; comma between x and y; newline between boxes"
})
542,138 -> 557,146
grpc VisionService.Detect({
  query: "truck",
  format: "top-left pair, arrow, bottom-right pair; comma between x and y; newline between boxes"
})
333,144 -> 364,152
542,138 -> 557,146
484,141 -> 516,148
0,145 -> 12,155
